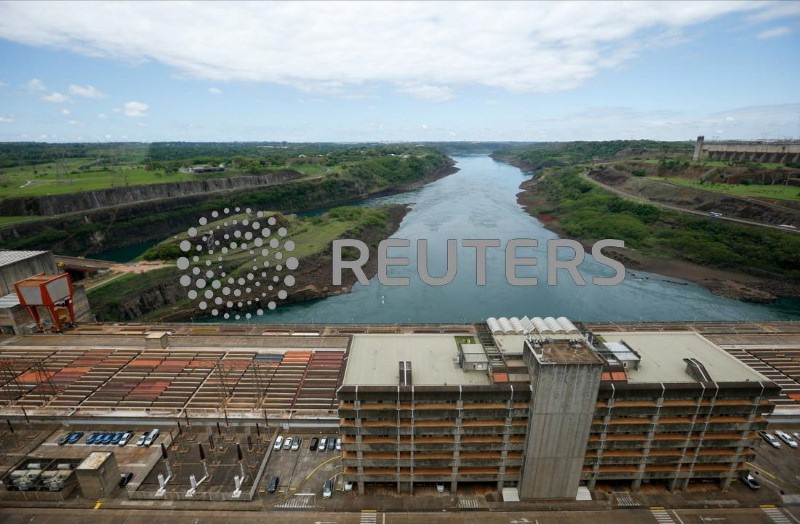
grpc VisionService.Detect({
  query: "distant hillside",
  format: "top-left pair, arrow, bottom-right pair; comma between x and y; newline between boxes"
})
492,140 -> 694,170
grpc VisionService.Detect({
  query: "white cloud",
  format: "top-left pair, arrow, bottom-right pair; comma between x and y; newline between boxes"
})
119,100 -> 148,117
67,119 -> 84,125
0,81 -> 6,88
0,2 -> 782,98
0,116 -> 14,123
61,108 -> 71,115
41,92 -> 71,103
68,83 -> 105,98
208,87 -> 222,95
420,123 -> 429,130
97,113 -> 108,119
515,103 -> 800,141
758,26 -> 792,39
397,84 -> 455,102
26,78 -> 46,91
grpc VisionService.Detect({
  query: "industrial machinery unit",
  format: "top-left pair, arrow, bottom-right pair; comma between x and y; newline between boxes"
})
14,273 -> 76,332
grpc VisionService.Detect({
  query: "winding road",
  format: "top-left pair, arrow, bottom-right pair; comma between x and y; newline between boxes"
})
580,170 -> 799,234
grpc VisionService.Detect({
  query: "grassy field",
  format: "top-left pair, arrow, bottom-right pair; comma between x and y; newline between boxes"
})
639,159 -> 788,169
138,205 -> 389,268
0,216 -> 32,225
653,177 -> 800,202
0,159 -> 336,198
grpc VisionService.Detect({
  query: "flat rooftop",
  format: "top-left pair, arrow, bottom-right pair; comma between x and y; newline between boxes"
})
597,331 -> 770,384
343,334 -> 491,386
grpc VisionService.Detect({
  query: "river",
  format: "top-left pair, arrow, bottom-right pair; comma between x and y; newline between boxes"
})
231,155 -> 800,323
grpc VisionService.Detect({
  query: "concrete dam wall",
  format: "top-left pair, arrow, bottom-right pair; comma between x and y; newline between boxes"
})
693,136 -> 800,163
0,170 -> 304,217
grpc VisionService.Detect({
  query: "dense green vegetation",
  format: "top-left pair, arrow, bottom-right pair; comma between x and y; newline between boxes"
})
532,167 -> 800,281
497,140 -> 693,168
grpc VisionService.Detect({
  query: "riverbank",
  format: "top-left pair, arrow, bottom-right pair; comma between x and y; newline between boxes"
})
88,204 -> 413,322
516,174 -> 800,303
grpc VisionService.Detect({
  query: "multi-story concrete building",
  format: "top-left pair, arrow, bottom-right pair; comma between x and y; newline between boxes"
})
338,333 -> 532,495
585,331 -> 779,491
337,319 -> 780,499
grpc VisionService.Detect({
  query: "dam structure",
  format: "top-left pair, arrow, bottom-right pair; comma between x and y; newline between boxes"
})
692,136 -> 800,163
2,318 -> 797,499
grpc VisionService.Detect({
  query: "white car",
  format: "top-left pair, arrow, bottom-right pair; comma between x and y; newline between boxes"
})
319,437 -> 327,452
291,437 -> 302,451
118,431 -> 133,447
793,432 -> 800,441
343,481 -> 353,492
759,431 -> 781,449
775,430 -> 798,448
283,437 -> 293,450
335,437 -> 342,451
273,436 -> 284,451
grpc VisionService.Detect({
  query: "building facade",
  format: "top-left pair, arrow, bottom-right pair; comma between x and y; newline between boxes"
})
584,331 -> 779,491
338,321 -> 780,499
337,334 -> 532,495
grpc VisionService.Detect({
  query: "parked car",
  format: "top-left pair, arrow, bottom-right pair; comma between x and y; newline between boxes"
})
283,437 -> 293,450
318,437 -> 327,451
57,433 -> 72,446
143,428 -> 160,447
291,437 -> 302,451
86,432 -> 99,444
68,431 -> 84,444
343,481 -> 353,492
759,431 -> 781,449
136,432 -> 148,446
101,433 -> 113,445
323,479 -> 333,498
794,432 -> 800,441
436,483 -> 446,493
119,472 -> 134,488
327,437 -> 336,451
335,437 -> 341,451
111,432 -> 123,445
310,437 -> 319,451
268,475 -> 280,493
273,436 -> 284,451
119,431 -> 133,447
775,430 -> 798,448
741,473 -> 760,490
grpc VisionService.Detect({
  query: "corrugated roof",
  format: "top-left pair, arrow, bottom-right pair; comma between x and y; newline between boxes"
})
0,250 -> 48,267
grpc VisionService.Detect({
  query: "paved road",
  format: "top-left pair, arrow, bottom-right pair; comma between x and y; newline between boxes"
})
1,506 -> 798,524
580,171 -> 799,234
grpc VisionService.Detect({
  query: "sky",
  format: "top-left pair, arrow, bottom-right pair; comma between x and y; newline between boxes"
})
0,1 -> 798,143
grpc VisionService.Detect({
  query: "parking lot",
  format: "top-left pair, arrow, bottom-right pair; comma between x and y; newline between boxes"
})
28,425 -> 167,489
260,431 -> 343,507
752,424 -> 800,496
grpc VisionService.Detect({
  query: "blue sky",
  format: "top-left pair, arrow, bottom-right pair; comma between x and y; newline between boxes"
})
0,1 -> 798,142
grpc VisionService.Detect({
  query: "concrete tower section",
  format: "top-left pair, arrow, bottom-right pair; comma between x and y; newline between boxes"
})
519,337 -> 604,499
692,136 -> 705,161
